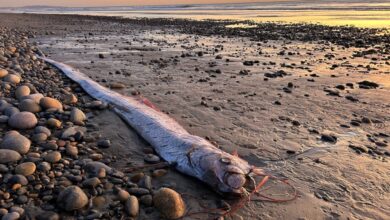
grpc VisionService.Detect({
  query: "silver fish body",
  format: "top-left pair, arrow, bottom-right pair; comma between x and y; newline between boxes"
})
42,57 -> 254,195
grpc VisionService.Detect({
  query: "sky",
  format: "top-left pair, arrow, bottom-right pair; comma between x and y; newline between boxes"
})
0,0 -> 295,7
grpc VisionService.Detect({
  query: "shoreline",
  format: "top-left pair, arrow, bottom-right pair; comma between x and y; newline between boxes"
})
0,13 -> 389,219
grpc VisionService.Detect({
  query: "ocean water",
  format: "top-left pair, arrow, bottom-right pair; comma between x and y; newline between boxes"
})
2,0 -> 390,28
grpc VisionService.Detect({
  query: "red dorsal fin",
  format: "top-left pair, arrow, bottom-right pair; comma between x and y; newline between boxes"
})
141,97 -> 160,111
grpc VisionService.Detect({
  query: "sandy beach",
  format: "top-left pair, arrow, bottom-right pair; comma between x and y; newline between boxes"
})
0,13 -> 389,219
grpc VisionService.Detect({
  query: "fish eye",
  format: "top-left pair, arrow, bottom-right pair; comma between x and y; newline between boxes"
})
220,157 -> 231,164
225,173 -> 246,189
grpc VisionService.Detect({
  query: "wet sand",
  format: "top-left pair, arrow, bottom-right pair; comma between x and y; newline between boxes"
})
1,13 -> 389,219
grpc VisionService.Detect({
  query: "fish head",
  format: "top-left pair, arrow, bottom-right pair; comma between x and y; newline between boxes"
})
213,155 -> 253,197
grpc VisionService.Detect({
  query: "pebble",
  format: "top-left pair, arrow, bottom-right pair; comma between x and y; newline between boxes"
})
117,189 -> 130,202
321,134 -> 337,144
65,144 -> 78,157
39,97 -> 63,110
20,93 -> 43,103
97,139 -> 111,148
43,151 -> 62,163
8,112 -> 38,129
0,68 -> 8,78
82,177 -> 101,188
0,131 -> 31,154
57,186 -> 88,211
62,93 -> 78,104
84,161 -> 112,177
144,154 -> 160,164
1,212 -> 20,220
70,107 -> 86,125
153,188 -> 186,219
125,195 -> 139,217
8,174 -> 28,185
4,74 -> 21,84
15,85 -> 30,100
18,99 -> 41,113
46,118 -> 62,128
140,195 -> 153,206
15,162 -> 36,176
4,107 -> 20,117
152,169 -> 168,177
35,126 -> 51,136
37,162 -> 51,172
0,149 -> 21,164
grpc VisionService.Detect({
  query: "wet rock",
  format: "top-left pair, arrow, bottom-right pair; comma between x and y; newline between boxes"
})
109,82 -> 126,89
8,174 -> 28,185
140,195 -> 153,206
152,169 -> 168,177
117,189 -> 130,202
57,186 -> 88,211
82,177 -> 101,188
153,188 -> 185,219
1,212 -> 20,220
39,97 -> 63,110
4,107 -> 20,117
0,131 -> 31,154
0,115 -> 9,123
70,108 -> 86,125
349,144 -> 369,153
15,162 -> 36,176
144,154 -> 160,164
35,126 -> 51,136
19,99 -> 41,113
4,74 -> 21,84
61,126 -> 85,139
97,139 -> 111,148
62,93 -> 78,105
31,133 -> 48,143
0,149 -> 21,164
84,161 -> 112,177
358,80 -> 379,89
46,118 -> 61,128
37,162 -> 51,172
321,134 -> 337,144
0,68 -> 8,78
8,112 -> 38,129
125,196 -> 139,217
20,93 -> 44,104
15,85 -> 30,100
43,151 -> 61,163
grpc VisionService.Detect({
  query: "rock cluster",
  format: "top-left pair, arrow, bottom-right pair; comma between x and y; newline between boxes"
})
0,27 -> 185,220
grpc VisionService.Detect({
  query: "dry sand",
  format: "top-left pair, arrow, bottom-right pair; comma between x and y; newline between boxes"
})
1,13 -> 389,219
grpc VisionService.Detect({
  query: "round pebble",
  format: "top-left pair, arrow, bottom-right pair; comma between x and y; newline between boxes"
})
0,69 -> 8,78
15,162 -> 36,176
44,151 -> 62,163
70,107 -> 86,125
19,99 -> 41,113
8,111 -> 38,129
4,74 -> 21,84
153,188 -> 186,219
0,131 -> 31,154
15,85 -> 30,100
40,97 -> 63,110
57,186 -> 88,211
125,195 -> 139,217
0,149 -> 21,164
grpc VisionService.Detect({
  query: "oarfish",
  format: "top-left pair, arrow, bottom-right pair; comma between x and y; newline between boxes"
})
42,57 -> 262,196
